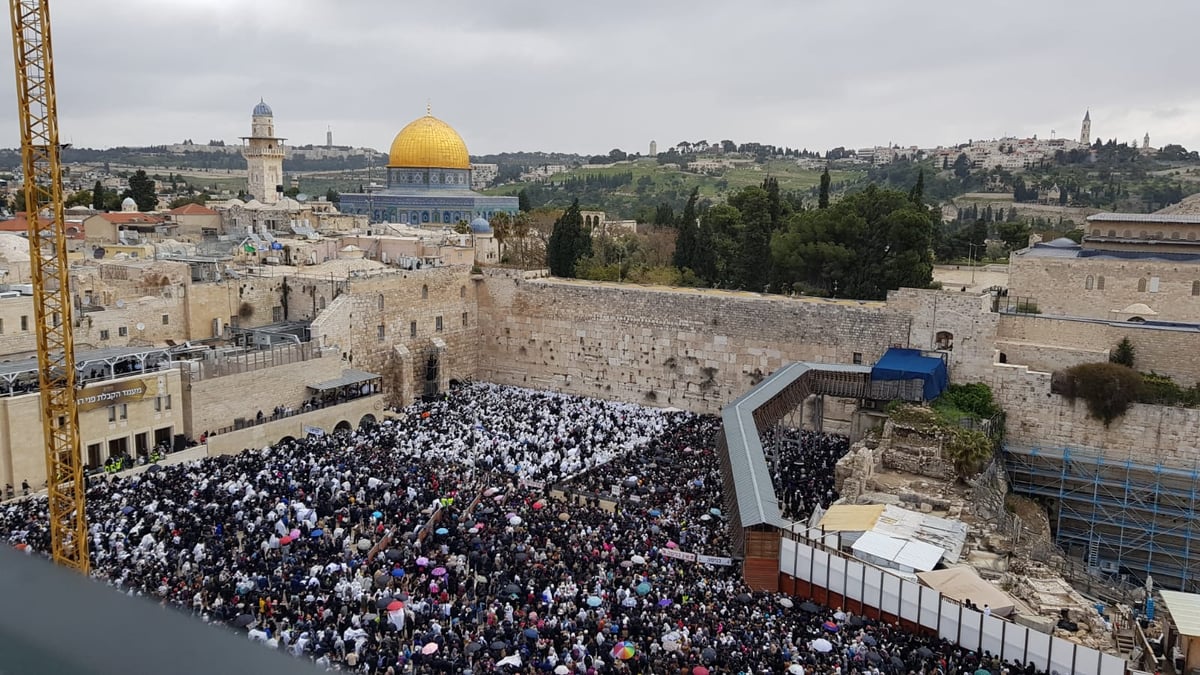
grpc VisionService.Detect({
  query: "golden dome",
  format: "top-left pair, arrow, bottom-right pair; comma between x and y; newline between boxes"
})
387,113 -> 470,170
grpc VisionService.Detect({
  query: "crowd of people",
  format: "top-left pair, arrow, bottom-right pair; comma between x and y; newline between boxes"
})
0,382 -> 1045,674
765,428 -> 851,522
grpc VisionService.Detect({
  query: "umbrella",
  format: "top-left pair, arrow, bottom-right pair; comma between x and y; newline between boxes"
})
416,556 -> 429,567
279,536 -> 292,546
120,505 -> 134,515
662,632 -> 681,651
387,600 -> 404,612
862,635 -> 877,646
823,621 -> 839,633
701,647 -> 717,663
432,566 -> 447,577
147,464 -> 162,473
491,640 -> 508,651
735,593 -> 752,604
891,657 -> 906,669
422,642 -> 439,655
558,512 -> 569,521
496,655 -> 522,668
658,598 -> 673,607
917,647 -> 934,658
555,667 -> 570,675
621,596 -> 637,608
523,628 -> 538,639
435,527 -> 449,536
619,561 -> 633,568
700,514 -> 711,521
375,597 -> 394,610
310,528 -> 323,538
789,665 -> 804,674
372,510 -> 382,519
233,614 -> 255,628
391,568 -> 405,578
385,549 -> 403,562
666,541 -> 678,549
865,651 -> 883,664
799,601 -> 821,614
778,597 -> 794,608
810,638 -> 833,653
357,538 -> 371,552
648,509 -> 661,517
508,516 -> 522,526
514,552 -> 528,563
587,596 -> 602,607
611,642 -> 636,660
636,582 -> 651,596
631,554 -> 646,565
848,616 -> 864,627
649,525 -> 661,534
289,529 -> 300,539
532,501 -> 544,510
709,508 -> 721,516
693,668 -> 710,675
504,584 -> 522,597
974,669 -> 990,675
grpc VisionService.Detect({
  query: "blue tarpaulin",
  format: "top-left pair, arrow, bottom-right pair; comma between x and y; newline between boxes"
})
870,348 -> 948,401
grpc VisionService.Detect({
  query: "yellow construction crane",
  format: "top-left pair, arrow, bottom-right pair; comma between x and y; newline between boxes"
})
8,0 -> 87,573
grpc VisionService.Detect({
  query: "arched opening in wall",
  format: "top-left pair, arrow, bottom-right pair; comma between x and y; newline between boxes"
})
319,296 -> 326,310
378,294 -> 384,311
460,285 -> 466,299
334,420 -> 352,434
359,414 -> 377,429
1138,278 -> 1148,292
1127,316 -> 1146,323
998,352 -> 1008,364
1085,275 -> 1094,290
1091,229 -> 1100,236
279,436 -> 296,445
1097,276 -> 1105,290
421,285 -> 429,300
1108,230 -> 1116,237
934,331 -> 954,351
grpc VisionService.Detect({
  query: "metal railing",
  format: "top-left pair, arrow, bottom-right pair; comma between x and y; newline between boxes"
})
181,341 -> 325,381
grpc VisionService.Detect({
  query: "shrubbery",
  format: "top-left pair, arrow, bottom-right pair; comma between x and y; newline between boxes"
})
1053,362 -> 1143,427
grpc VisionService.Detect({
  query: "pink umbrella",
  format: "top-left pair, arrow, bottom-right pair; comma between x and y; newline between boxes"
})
666,541 -> 678,549
432,567 -> 447,577
416,556 -> 429,567
289,529 -> 300,539
422,642 -> 439,655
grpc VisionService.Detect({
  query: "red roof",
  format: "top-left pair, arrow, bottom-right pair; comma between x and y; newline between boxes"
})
0,211 -> 50,232
94,212 -> 164,225
168,203 -> 217,216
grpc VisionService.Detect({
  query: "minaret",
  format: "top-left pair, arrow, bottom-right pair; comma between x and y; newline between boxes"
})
1080,110 -> 1091,146
241,99 -> 286,204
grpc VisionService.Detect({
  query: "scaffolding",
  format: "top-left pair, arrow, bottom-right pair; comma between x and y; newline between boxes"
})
1004,444 -> 1200,592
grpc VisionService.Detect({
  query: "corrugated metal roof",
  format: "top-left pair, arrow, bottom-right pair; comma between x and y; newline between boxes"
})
1087,212 -> 1200,225
308,369 -> 380,392
1161,590 -> 1200,637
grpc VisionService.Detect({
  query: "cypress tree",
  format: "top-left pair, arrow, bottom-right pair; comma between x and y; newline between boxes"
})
91,180 -> 105,211
673,188 -> 700,271
818,167 -> 831,209
908,168 -> 925,205
546,199 -> 588,278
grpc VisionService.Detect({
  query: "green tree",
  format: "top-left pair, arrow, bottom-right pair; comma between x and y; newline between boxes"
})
771,184 -> 935,300
1110,337 -> 1136,368
65,190 -> 93,208
325,189 -> 340,204
127,169 -> 157,211
91,180 -> 105,210
653,203 -> 675,226
908,168 -> 925,205
672,188 -> 699,272
952,153 -> 971,179
995,219 -> 1031,251
517,189 -> 531,212
818,167 -> 831,209
729,185 -> 773,290
453,220 -> 471,235
546,199 -> 590,277
943,427 -> 994,479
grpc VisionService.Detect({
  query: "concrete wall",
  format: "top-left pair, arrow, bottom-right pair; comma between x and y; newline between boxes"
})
1008,254 -> 1200,321
476,271 -> 913,414
205,395 -> 384,456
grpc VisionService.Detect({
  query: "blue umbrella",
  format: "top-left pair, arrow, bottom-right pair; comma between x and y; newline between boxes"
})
709,508 -> 721,516
120,505 -> 134,515
435,527 -> 449,536
636,582 -> 651,596
372,511 -> 382,519
311,529 -> 324,537
648,509 -> 661,517
391,568 -> 405,578
523,628 -> 538,639
587,596 -> 602,607
658,598 -> 672,607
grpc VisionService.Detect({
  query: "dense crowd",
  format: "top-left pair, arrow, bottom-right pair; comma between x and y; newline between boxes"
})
0,383 -> 1044,675
766,428 -> 851,522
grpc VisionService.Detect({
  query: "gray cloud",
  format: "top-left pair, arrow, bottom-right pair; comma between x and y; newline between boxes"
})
0,0 -> 1194,154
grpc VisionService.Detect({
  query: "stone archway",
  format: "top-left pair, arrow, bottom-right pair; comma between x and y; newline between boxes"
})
334,420 -> 353,434
359,414 -> 377,429
279,435 -> 296,445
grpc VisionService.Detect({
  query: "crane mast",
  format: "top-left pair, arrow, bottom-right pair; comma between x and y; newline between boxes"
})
9,0 -> 87,573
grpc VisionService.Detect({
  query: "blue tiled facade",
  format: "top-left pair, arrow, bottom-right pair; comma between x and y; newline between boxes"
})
340,167 -> 518,226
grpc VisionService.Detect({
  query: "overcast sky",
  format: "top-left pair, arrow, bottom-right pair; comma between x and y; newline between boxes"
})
0,0 -> 1195,156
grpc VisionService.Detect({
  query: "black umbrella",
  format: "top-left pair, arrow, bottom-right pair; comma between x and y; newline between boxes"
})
514,552 -> 528,563
799,601 -> 821,614
890,656 -> 905,669
376,596 -> 394,610
917,647 -> 934,659
147,464 -> 162,473
735,593 -> 752,604
503,584 -> 521,597
232,614 -> 255,628
862,635 -> 877,646
865,651 -> 883,664
848,616 -> 864,627
465,642 -> 482,654
490,640 -> 508,651
385,549 -> 403,562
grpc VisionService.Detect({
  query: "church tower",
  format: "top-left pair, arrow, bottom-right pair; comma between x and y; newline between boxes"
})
241,99 -> 286,204
1080,110 -> 1091,146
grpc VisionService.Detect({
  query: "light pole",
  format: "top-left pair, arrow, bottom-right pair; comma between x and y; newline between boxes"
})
966,242 -> 985,286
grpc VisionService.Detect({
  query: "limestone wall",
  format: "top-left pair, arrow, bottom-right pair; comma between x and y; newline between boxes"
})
476,272 -> 913,414
1008,254 -> 1200,321
886,289 -> 999,382
205,395 -> 384,456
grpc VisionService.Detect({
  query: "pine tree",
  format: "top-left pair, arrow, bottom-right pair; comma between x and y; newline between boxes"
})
91,180 -> 105,211
517,189 -> 531,212
546,199 -> 589,277
818,167 -> 831,209
673,188 -> 700,271
127,169 -> 157,211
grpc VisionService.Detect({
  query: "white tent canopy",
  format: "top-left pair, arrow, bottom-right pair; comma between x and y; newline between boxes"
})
917,566 -> 1017,617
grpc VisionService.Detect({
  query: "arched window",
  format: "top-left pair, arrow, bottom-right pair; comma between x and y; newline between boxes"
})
1108,230 -> 1117,237
378,294 -> 384,311
421,284 -> 429,300
1097,276 -> 1105,290
1138,278 -> 1148,292
1123,230 -> 1131,237
1092,229 -> 1100,236
318,296 -> 326,310
1193,281 -> 1200,297
934,331 -> 954,351
1190,232 -> 1197,241
1173,231 -> 1181,240
1085,275 -> 1094,290
460,285 -> 466,299
1139,230 -> 1148,238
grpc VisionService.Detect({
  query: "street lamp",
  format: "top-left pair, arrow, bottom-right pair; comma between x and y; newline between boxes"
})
966,242 -> 985,285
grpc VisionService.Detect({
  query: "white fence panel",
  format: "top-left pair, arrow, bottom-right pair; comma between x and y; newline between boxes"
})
1098,652 -> 1125,675
864,567 -> 884,609
1026,628 -> 1051,674
981,615 -> 1005,656
812,549 -> 830,590
1049,634 -> 1075,675
1002,621 -> 1029,665
939,598 -> 961,643
881,572 -> 901,615
828,555 -> 847,597
845,560 -> 865,602
900,579 -> 920,622
918,585 -> 940,630
780,538 -> 797,577
795,542 -> 814,583
959,608 -> 982,652
1072,645 -> 1103,675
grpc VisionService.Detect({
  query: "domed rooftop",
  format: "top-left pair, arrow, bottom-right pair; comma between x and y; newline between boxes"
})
1043,237 -> 1080,248
387,111 -> 470,170
469,217 -> 492,234
253,99 -> 273,116
120,196 -> 138,212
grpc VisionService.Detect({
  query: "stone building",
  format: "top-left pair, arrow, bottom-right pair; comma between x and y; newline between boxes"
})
242,100 -> 285,204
